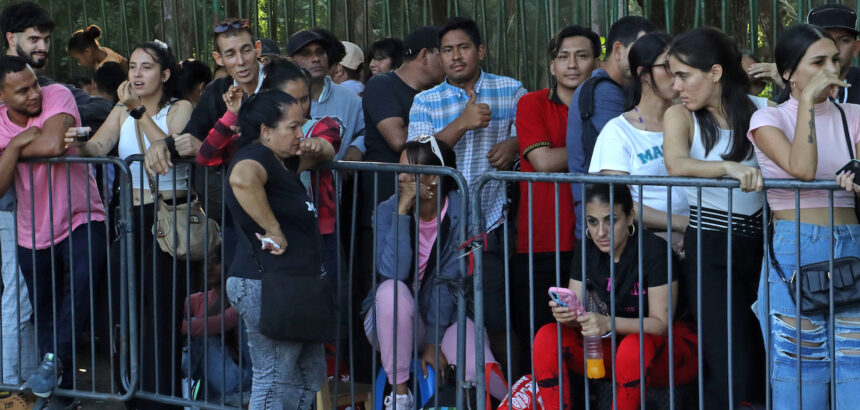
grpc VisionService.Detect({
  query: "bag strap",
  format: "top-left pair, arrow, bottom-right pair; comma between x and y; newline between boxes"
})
578,76 -> 616,121
133,120 -> 158,194
833,101 -> 855,159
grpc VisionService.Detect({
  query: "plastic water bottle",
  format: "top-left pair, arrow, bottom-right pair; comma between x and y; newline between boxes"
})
584,335 -> 605,379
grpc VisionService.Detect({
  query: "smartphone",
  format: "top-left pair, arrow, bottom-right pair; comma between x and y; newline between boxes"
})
548,287 -> 583,315
74,126 -> 91,142
836,159 -> 860,177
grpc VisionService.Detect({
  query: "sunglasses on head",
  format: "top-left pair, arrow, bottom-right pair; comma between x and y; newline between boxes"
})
214,19 -> 249,34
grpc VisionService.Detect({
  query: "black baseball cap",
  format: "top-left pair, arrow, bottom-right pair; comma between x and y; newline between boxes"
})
403,26 -> 440,57
287,30 -> 327,56
258,38 -> 281,56
808,4 -> 858,36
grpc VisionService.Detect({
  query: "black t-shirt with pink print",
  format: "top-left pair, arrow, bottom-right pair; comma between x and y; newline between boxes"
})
569,229 -> 673,319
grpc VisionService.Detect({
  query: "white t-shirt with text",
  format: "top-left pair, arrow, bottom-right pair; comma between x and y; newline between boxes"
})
588,115 -> 690,217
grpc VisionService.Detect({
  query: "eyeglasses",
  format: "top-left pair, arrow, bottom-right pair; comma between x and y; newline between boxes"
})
415,135 -> 445,167
652,61 -> 671,74
214,19 -> 249,34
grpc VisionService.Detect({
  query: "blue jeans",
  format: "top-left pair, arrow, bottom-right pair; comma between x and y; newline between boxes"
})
755,221 -> 860,409
184,333 -> 252,403
18,222 -> 106,390
226,276 -> 325,410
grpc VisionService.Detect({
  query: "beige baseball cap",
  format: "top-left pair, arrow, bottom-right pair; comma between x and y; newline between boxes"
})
340,41 -> 364,70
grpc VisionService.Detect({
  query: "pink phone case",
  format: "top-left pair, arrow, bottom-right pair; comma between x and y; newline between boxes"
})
548,287 -> 583,315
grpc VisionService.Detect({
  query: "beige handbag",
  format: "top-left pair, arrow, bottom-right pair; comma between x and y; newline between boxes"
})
135,119 -> 221,261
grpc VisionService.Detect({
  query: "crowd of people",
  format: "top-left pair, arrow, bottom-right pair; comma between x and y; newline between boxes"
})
0,1 -> 857,409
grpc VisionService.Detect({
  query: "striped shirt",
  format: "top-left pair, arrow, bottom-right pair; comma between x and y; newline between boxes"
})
408,71 -> 527,230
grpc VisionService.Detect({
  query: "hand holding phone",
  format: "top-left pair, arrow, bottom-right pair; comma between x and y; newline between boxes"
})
548,287 -> 584,316
836,159 -> 860,177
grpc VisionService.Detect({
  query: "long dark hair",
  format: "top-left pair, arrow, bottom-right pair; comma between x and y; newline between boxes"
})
668,27 -> 757,162
176,58 -> 213,101
237,89 -> 299,148
131,41 -> 180,110
261,57 -> 311,91
401,138 -> 458,199
628,31 -> 673,108
774,24 -> 834,101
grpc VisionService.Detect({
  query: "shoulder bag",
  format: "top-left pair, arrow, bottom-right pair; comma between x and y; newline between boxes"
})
134,120 -> 221,261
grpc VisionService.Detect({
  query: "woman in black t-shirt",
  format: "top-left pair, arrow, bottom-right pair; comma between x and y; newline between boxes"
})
531,184 -> 697,410
224,90 -> 335,410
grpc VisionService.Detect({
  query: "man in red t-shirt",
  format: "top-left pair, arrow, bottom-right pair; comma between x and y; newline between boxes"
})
513,25 -> 600,369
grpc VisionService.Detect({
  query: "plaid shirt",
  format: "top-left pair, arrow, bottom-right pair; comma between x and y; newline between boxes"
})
408,71 -> 526,230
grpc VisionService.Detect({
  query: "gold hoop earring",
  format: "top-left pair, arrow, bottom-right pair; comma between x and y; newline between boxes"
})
627,224 -> 635,237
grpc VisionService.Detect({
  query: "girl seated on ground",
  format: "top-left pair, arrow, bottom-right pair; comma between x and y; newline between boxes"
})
531,183 -> 697,410
362,137 -> 506,410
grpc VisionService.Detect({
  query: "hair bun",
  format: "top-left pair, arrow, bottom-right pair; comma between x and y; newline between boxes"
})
86,25 -> 102,39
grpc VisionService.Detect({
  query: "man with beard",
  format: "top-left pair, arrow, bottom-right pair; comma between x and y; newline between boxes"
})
1,2 -> 112,132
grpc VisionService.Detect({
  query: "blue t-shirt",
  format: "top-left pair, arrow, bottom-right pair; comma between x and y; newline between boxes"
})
565,68 -> 626,239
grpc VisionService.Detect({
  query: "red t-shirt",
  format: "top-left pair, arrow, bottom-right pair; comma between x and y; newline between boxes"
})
515,88 -> 575,254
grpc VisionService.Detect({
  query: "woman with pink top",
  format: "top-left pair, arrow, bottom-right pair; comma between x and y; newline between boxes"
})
361,138 -> 503,410
749,24 -> 860,409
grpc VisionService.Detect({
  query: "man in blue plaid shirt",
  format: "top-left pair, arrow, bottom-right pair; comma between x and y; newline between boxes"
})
407,16 -> 526,349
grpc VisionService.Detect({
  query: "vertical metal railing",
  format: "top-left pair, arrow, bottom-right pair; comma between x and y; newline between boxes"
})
470,171 -> 849,410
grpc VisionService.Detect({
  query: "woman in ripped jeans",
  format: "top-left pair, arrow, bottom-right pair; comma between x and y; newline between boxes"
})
224,90 -> 335,409
748,24 -> 860,409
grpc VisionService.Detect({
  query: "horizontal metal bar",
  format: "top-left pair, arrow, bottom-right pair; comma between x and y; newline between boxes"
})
477,171 -> 843,190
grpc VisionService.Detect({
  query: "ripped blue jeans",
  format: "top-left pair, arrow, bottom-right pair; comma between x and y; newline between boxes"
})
755,221 -> 860,409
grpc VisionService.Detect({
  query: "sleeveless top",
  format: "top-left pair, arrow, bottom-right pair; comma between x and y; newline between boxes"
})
685,95 -> 767,236
117,101 -> 190,191
225,143 -> 324,280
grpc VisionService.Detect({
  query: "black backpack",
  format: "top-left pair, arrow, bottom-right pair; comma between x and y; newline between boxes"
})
577,76 -> 621,170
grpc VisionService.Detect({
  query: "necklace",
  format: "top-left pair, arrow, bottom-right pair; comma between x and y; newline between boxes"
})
634,106 -> 646,131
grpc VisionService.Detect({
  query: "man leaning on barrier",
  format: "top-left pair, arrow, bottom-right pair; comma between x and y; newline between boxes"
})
0,55 -> 106,406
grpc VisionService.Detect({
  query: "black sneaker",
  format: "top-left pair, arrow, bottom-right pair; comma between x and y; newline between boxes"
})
24,353 -> 62,398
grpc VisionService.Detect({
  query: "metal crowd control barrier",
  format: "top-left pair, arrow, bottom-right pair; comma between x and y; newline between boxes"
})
321,161 -> 471,410
0,156 -> 136,404
108,158 -> 474,410
469,171 -> 853,410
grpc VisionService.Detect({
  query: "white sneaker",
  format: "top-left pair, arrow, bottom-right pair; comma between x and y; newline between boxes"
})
383,390 -> 415,410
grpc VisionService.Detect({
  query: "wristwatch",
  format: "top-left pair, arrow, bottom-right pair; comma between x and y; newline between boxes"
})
128,105 -> 147,120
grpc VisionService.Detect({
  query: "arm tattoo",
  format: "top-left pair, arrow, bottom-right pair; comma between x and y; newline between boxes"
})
807,108 -> 815,144
62,115 -> 75,130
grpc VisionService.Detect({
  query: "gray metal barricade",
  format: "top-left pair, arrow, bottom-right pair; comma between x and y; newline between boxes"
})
0,156 -> 136,405
322,161 -> 472,410
469,171 -> 851,410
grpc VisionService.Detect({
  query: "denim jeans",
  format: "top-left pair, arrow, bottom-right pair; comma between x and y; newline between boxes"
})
18,222 -> 106,390
183,333 -> 252,404
226,276 -> 325,410
755,221 -> 860,409
0,210 -> 35,384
